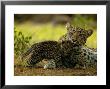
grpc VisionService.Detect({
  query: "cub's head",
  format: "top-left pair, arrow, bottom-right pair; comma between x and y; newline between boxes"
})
66,23 -> 93,46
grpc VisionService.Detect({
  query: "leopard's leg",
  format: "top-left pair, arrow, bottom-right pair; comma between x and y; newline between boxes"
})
44,54 -> 63,69
77,55 -> 86,69
67,53 -> 78,68
72,52 -> 86,69
54,53 -> 64,68
43,59 -> 56,69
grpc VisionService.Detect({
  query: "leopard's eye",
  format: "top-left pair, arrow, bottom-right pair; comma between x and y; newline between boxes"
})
79,34 -> 83,36
69,32 -> 73,36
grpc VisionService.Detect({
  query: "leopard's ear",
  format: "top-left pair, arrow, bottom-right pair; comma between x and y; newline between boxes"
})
87,29 -> 93,37
65,22 -> 73,30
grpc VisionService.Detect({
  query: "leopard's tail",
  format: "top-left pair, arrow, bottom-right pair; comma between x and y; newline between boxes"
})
21,43 -> 37,60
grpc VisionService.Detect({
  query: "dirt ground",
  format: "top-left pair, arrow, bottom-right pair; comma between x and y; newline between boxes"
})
14,66 -> 97,76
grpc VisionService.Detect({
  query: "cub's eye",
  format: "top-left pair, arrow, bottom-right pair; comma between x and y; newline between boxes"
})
78,34 -> 82,36
69,32 -> 73,35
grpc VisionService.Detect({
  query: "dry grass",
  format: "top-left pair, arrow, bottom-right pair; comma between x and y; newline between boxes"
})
14,58 -> 97,76
14,66 -> 97,76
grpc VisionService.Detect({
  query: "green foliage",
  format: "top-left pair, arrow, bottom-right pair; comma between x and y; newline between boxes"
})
14,28 -> 32,58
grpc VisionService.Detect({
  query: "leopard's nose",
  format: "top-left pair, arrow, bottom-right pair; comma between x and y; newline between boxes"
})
73,40 -> 76,42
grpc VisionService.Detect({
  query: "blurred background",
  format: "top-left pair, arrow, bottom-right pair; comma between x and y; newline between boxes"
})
14,14 -> 97,58
14,14 -> 97,75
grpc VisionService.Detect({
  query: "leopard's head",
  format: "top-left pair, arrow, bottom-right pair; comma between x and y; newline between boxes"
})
66,23 -> 93,46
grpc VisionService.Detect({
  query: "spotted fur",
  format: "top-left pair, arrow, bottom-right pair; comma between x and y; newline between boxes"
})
21,41 -> 62,68
21,40 -> 74,68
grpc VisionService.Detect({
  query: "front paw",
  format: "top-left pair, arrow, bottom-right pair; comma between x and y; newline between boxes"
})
43,60 -> 56,69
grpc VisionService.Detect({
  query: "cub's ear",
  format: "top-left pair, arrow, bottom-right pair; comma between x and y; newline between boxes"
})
87,29 -> 93,37
66,22 -> 73,30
